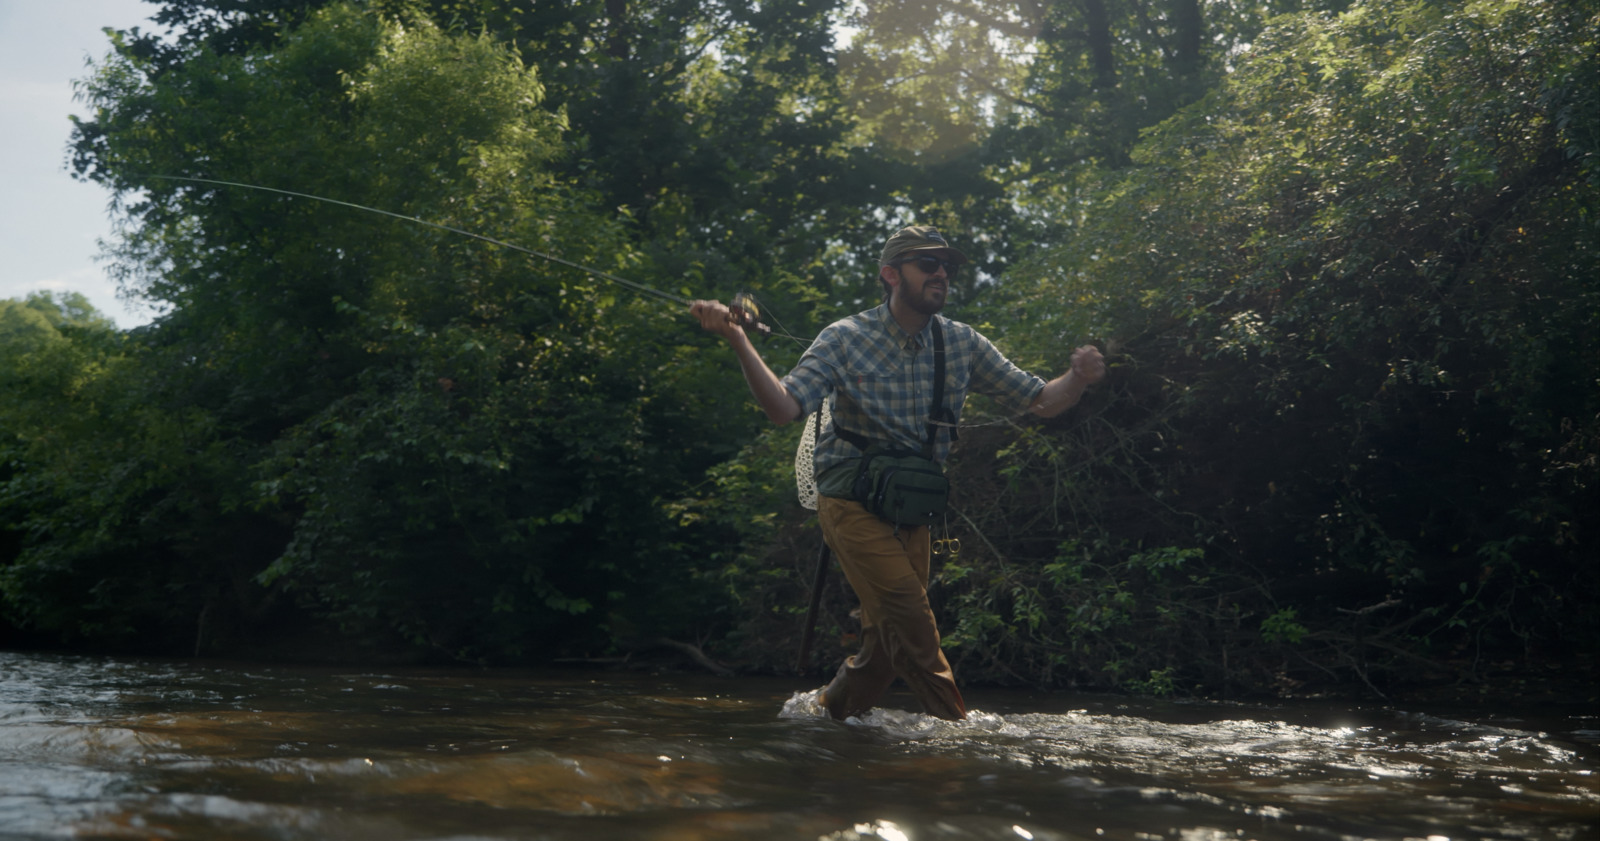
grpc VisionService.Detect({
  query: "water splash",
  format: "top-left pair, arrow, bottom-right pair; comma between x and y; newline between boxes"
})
780,688 -> 1026,740
777,687 -> 1600,840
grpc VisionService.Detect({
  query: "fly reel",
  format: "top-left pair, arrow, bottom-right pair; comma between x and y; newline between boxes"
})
730,292 -> 771,336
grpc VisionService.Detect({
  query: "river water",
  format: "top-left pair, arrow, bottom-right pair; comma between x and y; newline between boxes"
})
0,652 -> 1594,841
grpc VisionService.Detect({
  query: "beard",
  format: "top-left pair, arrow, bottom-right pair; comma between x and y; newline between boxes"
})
905,281 -> 947,315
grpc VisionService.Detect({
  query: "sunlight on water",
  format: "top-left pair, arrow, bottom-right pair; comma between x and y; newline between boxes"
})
1,653 -> 1595,841
779,687 -> 1599,840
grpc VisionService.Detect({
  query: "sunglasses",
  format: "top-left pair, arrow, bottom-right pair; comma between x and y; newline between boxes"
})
894,254 -> 961,277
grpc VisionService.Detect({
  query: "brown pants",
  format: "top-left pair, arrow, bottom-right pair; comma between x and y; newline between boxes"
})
817,496 -> 967,721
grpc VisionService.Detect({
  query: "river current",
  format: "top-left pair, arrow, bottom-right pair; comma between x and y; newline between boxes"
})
0,652 -> 1593,840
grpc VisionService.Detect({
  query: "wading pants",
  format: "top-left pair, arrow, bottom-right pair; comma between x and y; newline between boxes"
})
817,496 -> 967,721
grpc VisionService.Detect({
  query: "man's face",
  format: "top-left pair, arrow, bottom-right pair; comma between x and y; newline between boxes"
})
891,251 -> 957,316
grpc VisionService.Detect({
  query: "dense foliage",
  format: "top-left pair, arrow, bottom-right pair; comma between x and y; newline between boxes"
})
3,0 -> 1594,700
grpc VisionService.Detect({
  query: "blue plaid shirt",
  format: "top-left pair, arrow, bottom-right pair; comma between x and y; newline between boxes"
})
782,303 -> 1046,485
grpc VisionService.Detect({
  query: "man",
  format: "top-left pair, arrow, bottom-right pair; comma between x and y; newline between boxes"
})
691,225 -> 1105,721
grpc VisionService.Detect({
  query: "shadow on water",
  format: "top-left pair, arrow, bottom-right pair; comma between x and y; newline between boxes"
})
0,652 -> 1594,841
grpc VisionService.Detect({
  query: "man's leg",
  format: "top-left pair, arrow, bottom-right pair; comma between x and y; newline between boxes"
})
818,497 -> 966,721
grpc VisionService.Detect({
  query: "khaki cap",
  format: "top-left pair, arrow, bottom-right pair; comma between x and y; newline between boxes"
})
879,225 -> 969,266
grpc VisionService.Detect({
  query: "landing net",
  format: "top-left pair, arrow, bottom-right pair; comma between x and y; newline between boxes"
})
795,399 -> 832,511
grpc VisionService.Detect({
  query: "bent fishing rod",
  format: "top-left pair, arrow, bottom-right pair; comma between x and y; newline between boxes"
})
145,174 -> 778,338
146,175 -> 1022,429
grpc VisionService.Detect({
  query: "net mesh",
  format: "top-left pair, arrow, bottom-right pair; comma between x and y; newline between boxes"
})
794,399 -> 832,511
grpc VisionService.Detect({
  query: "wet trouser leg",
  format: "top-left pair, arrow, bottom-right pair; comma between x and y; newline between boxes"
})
817,496 -> 967,721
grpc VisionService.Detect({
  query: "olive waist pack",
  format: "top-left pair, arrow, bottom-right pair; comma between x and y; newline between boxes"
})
850,446 -> 949,526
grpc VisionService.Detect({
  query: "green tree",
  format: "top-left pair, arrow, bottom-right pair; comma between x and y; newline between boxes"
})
46,3 -> 766,660
681,0 -> 1598,696
99,0 -> 880,325
0,293 -> 241,651
831,0 -> 1356,272
958,0 -> 1599,693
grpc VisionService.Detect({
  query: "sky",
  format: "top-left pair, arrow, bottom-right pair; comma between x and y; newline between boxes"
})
1,0 -> 165,328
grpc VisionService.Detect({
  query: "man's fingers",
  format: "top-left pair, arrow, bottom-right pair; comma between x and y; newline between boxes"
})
690,300 -> 735,334
1073,345 -> 1107,382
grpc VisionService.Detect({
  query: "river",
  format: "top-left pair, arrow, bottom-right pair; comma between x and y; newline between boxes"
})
0,652 -> 1594,840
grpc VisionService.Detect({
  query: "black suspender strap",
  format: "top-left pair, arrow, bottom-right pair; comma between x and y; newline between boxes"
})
922,317 -> 946,460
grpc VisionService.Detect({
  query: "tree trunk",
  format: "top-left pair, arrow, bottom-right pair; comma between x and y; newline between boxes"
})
1171,0 -> 1203,80
605,0 -> 628,59
1081,0 -> 1116,89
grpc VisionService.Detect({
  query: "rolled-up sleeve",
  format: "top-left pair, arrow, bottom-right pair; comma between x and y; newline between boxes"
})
780,332 -> 841,417
968,331 -> 1046,415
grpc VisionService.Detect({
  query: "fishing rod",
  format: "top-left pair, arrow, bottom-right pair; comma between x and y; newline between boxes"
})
146,176 -> 1019,424
145,174 -> 774,337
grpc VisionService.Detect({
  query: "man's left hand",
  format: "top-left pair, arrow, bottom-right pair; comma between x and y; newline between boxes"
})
1071,345 -> 1106,385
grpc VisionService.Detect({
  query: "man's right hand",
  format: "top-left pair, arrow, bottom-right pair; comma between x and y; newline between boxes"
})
688,299 -> 800,424
690,299 -> 744,342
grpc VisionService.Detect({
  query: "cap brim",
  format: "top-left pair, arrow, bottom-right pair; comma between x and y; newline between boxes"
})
899,244 -> 969,264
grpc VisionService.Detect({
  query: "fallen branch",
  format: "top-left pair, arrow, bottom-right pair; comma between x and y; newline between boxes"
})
646,638 -> 735,677
1337,598 -> 1402,616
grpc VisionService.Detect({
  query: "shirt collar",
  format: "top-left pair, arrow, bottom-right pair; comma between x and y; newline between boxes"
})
873,302 -> 934,352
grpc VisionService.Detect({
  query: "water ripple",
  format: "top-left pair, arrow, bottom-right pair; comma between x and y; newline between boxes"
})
1,652 -> 1594,841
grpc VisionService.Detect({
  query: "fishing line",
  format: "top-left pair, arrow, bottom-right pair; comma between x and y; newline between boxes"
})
734,290 -> 811,346
147,174 -> 831,348
147,174 -> 698,308
147,174 -> 1024,428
